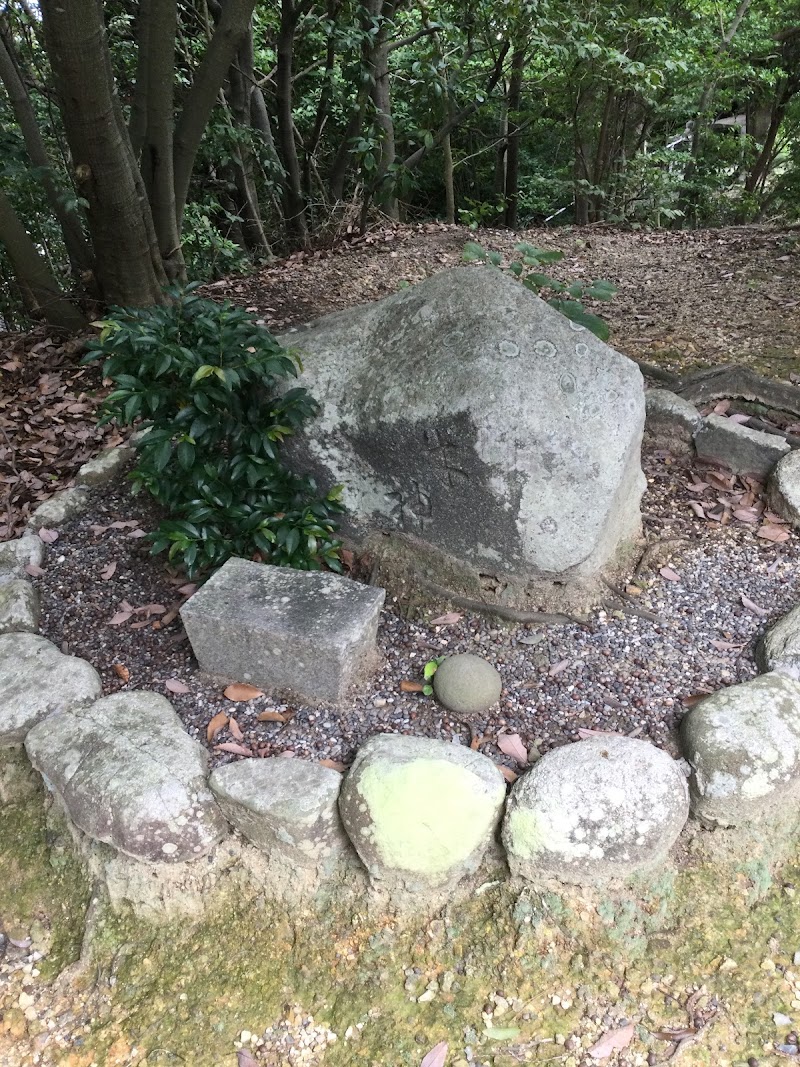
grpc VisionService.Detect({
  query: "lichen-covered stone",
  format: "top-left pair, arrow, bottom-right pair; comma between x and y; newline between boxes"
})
181,557 -> 385,704
76,445 -> 134,487
503,736 -> 688,885
0,633 -> 102,746
0,534 -> 44,583
757,605 -> 800,676
433,653 -> 502,715
27,487 -> 91,529
644,389 -> 702,451
25,691 -> 229,863
767,450 -> 800,528
681,673 -> 800,826
0,579 -> 39,634
694,415 -> 790,478
339,734 -> 505,890
209,757 -> 350,869
280,267 -> 645,606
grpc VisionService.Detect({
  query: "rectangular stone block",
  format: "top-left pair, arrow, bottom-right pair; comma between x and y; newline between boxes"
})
180,558 -> 385,704
694,414 -> 790,478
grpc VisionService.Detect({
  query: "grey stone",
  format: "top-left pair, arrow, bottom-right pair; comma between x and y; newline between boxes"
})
767,450 -> 800,527
644,389 -> 701,451
693,414 -> 790,478
502,736 -> 689,885
0,534 -> 44,583
0,633 -> 102,746
25,691 -> 228,863
0,580 -> 40,634
680,673 -> 800,827
280,267 -> 645,603
338,734 -> 506,890
28,487 -> 91,529
433,653 -> 502,715
76,445 -> 134,487
181,557 -> 385,704
758,605 -> 800,676
209,757 -> 350,868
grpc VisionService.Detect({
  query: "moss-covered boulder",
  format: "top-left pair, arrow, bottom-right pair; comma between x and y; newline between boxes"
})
338,734 -> 505,891
503,736 -> 688,886
681,672 -> 800,827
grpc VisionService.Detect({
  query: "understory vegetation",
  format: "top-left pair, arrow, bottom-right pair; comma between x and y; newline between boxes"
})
0,0 -> 799,330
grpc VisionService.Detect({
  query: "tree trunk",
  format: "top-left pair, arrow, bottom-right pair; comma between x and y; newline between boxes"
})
0,19 -> 94,277
138,0 -> 185,282
328,83 -> 370,203
172,0 -> 258,225
442,133 -> 455,223
493,96 -> 508,211
0,188 -> 86,331
368,0 -> 398,219
503,46 -> 524,228
39,0 -> 168,307
275,0 -> 309,243
223,57 -> 273,258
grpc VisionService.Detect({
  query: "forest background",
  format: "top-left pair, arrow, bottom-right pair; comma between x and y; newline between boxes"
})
0,0 -> 798,331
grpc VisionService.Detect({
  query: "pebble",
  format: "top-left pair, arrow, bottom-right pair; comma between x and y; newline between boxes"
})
773,1013 -> 792,1027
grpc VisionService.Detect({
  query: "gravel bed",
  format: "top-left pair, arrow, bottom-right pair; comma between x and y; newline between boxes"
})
29,446 -> 799,773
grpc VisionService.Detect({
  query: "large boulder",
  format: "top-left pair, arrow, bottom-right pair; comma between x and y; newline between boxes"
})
338,734 -> 506,890
25,691 -> 229,862
0,633 -> 102,746
768,450 -> 800,528
680,673 -> 800,826
502,737 -> 688,885
281,268 -> 645,610
757,605 -> 800,676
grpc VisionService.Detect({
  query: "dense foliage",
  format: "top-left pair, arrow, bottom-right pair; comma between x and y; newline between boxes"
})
84,289 -> 344,577
0,1 -> 799,327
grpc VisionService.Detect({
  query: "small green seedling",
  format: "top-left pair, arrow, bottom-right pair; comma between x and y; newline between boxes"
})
422,656 -> 444,696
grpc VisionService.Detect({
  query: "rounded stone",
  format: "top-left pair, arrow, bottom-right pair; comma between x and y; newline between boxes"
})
502,736 -> 689,885
432,653 -> 502,715
768,450 -> 800,528
339,734 -> 506,890
757,605 -> 800,676
680,672 -> 800,827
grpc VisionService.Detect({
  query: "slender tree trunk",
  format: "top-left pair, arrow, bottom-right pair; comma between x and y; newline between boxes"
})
275,0 -> 309,243
172,0 -> 258,225
745,80 -> 798,195
138,0 -> 185,281
503,46 -> 525,228
368,0 -> 398,219
39,0 -> 167,306
128,0 -> 150,159
222,62 -> 272,257
328,83 -> 370,202
0,188 -> 86,331
493,96 -> 508,211
442,132 -> 455,223
0,20 -> 94,277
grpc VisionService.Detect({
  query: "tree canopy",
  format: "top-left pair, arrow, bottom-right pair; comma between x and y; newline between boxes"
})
0,0 -> 798,328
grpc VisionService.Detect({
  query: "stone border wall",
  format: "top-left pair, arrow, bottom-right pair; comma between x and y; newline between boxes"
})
3,441 -> 800,919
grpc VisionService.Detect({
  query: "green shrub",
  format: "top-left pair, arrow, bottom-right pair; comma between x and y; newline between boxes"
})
462,241 -> 617,340
84,286 -> 343,578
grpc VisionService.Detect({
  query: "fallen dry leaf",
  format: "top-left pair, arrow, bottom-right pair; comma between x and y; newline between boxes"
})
548,658 -> 570,677
682,689 -> 715,708
165,679 -> 190,695
740,593 -> 768,616
496,764 -> 519,784
100,561 -> 117,580
237,1050 -> 259,1067
177,582 -> 197,596
319,758 -> 348,772
577,727 -> 625,739
257,709 -> 291,723
112,663 -> 130,682
109,520 -> 139,529
228,716 -> 244,741
215,741 -> 252,756
659,566 -> 680,582
587,1022 -> 635,1060
687,501 -> 706,518
207,711 -> 229,741
400,679 -> 425,693
24,563 -> 45,577
757,524 -> 790,543
224,683 -> 264,701
420,1041 -> 448,1067
38,527 -> 58,543
710,639 -> 745,652
430,611 -> 463,625
496,732 -> 528,764
108,610 -> 133,626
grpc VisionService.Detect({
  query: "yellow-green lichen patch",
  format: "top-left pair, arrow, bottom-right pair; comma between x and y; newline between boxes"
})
357,759 -> 501,875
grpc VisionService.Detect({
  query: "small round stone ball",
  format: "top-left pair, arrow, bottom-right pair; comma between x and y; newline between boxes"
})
433,653 -> 502,715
